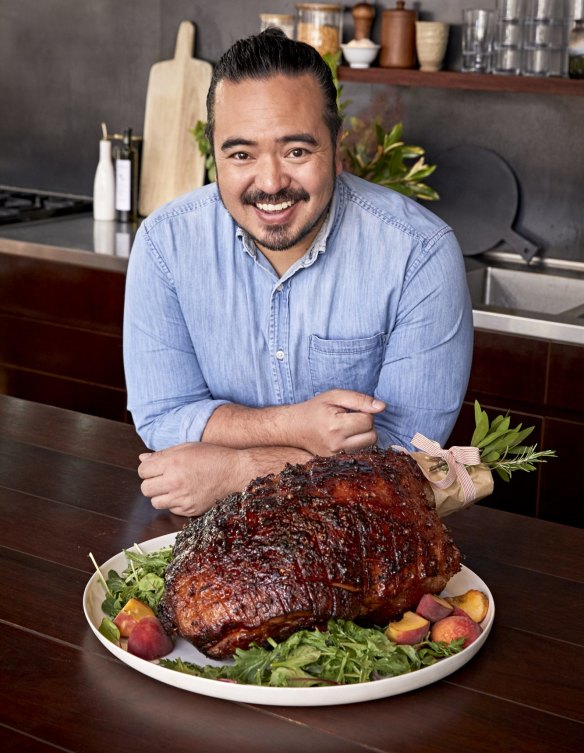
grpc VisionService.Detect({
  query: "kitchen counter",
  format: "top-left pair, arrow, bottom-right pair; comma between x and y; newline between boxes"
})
0,213 -> 136,272
1,216 -> 582,345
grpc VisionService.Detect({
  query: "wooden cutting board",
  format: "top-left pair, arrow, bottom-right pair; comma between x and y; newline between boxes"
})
138,21 -> 213,217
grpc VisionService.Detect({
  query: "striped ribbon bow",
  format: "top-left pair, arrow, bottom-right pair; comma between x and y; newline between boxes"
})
411,432 -> 482,504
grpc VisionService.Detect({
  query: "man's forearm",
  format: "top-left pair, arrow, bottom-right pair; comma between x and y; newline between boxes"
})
202,402 -> 293,449
238,445 -> 313,482
202,390 -> 385,457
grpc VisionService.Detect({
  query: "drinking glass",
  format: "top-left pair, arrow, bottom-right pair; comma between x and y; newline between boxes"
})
493,0 -> 526,75
522,0 -> 568,76
462,9 -> 496,72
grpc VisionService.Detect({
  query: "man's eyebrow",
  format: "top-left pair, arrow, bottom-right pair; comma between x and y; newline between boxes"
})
278,133 -> 318,146
220,133 -> 319,152
220,137 -> 256,152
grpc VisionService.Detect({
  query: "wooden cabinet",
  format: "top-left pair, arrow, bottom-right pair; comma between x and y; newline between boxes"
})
1,242 -> 581,527
448,330 -> 584,528
0,249 -> 128,422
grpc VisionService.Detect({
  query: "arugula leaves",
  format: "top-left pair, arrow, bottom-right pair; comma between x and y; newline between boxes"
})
160,619 -> 465,687
99,546 -> 173,618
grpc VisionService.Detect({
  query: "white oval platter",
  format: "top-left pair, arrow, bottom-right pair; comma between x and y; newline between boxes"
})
83,532 -> 494,707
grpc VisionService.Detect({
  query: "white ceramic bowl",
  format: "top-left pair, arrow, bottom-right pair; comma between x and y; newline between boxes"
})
341,42 -> 380,69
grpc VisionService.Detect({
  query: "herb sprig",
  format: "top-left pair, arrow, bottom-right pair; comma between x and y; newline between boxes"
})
160,619 -> 464,687
470,401 -> 556,481
430,401 -> 556,481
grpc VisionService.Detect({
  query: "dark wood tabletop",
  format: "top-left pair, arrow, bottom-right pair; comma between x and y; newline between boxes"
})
1,394 -> 583,753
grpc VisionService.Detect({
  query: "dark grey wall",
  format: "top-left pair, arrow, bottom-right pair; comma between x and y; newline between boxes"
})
1,0 -> 582,261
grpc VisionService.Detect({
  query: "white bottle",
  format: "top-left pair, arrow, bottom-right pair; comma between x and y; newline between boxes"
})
93,136 -> 116,221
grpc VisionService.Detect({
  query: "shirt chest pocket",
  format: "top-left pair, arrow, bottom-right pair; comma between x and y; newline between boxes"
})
308,333 -> 386,397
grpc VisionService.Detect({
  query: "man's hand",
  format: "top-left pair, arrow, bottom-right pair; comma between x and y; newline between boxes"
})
137,442 -> 312,517
138,443 -> 240,517
286,389 -> 385,456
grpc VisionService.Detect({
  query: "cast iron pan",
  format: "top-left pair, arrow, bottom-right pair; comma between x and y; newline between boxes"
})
429,145 -> 539,262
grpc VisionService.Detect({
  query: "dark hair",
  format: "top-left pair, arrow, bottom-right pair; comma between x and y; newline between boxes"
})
205,27 -> 342,151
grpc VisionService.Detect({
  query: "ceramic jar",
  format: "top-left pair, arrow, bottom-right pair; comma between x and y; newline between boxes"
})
415,21 -> 450,71
380,1 -> 417,68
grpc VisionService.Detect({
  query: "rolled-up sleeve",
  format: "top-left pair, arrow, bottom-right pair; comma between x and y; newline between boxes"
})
123,223 -> 228,450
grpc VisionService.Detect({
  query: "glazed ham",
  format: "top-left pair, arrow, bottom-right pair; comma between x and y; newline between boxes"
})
158,447 -> 462,659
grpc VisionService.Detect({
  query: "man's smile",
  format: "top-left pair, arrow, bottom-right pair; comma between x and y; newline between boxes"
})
255,199 -> 296,213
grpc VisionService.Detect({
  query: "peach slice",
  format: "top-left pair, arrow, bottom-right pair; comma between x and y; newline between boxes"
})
445,589 -> 489,624
113,597 -> 156,638
416,593 -> 454,623
385,611 -> 430,645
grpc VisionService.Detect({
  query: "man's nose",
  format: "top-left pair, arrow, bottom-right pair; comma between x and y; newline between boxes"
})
255,154 -> 291,195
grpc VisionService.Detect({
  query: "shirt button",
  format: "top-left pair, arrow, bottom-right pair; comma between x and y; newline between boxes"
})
275,349 -> 285,361
276,284 -> 283,292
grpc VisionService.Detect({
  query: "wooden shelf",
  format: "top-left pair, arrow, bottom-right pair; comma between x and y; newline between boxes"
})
338,66 -> 584,97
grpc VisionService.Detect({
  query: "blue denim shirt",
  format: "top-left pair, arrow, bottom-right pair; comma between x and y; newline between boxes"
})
123,172 -> 473,451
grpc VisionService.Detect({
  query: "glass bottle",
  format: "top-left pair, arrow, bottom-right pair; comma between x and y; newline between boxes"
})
115,129 -> 138,222
568,17 -> 584,78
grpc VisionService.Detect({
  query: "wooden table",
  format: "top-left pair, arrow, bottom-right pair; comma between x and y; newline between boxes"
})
1,394 -> 582,752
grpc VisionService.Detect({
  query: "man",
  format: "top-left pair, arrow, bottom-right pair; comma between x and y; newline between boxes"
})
123,28 -> 473,517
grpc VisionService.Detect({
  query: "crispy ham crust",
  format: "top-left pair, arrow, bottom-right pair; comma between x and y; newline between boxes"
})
158,448 -> 462,659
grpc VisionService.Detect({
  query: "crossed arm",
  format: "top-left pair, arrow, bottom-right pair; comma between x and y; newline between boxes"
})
138,389 -> 385,517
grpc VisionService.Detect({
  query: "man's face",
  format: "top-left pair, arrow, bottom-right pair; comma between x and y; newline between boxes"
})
212,74 -> 342,263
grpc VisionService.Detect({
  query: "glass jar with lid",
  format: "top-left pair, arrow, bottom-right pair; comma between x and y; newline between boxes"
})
296,3 -> 343,56
260,13 -> 295,39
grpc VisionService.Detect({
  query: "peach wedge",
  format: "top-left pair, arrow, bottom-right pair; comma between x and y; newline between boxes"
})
385,611 -> 430,645
445,589 -> 489,624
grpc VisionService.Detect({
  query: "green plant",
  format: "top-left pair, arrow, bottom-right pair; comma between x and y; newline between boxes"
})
341,119 -> 439,201
191,121 -> 216,182
324,52 -> 438,201
192,52 -> 438,201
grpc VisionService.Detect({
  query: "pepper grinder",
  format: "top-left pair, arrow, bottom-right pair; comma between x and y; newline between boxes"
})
379,0 -> 417,69
352,2 -> 375,40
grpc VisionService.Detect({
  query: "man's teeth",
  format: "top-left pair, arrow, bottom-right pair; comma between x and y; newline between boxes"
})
256,200 -> 294,212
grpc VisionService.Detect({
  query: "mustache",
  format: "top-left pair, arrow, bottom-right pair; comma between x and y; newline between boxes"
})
242,188 -> 310,206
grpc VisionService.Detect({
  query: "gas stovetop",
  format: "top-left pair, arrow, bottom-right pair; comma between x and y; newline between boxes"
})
0,187 -> 93,226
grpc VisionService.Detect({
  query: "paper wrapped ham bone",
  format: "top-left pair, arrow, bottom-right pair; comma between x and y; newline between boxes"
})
399,432 -> 494,517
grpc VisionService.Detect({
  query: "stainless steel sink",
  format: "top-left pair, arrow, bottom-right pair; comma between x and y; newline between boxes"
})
465,254 -> 584,345
466,266 -> 584,317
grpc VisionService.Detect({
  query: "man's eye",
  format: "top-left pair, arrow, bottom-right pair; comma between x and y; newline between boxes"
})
231,152 -> 249,161
289,148 -> 308,158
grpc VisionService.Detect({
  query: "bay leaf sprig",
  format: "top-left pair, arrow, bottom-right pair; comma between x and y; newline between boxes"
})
470,401 -> 556,481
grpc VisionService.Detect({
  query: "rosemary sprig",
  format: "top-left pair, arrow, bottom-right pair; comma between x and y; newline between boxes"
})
489,443 -> 557,481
